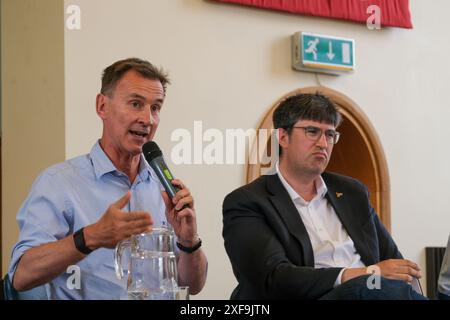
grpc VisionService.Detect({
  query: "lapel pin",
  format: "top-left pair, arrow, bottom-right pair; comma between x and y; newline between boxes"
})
336,192 -> 343,198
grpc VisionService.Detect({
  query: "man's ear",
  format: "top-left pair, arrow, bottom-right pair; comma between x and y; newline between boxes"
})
96,93 -> 108,120
278,128 -> 290,149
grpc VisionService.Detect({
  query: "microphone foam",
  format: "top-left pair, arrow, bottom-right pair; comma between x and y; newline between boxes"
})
142,141 -> 162,161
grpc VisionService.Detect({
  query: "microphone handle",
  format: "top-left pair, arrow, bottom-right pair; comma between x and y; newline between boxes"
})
150,157 -> 180,199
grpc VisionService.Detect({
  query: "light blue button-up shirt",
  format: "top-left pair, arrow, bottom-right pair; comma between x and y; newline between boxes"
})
8,141 -> 173,299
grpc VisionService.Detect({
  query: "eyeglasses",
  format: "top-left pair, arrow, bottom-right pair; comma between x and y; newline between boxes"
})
291,126 -> 340,144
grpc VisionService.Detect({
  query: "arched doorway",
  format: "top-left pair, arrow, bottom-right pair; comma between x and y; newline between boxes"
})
247,86 -> 391,232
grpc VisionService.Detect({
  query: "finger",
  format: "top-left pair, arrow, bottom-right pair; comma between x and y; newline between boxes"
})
123,211 -> 153,224
403,260 -> 421,271
114,191 -> 131,209
386,274 -> 413,283
119,218 -> 152,237
174,208 -> 195,221
397,259 -> 419,269
171,179 -> 184,189
405,266 -> 421,278
398,266 -> 421,278
135,225 -> 152,234
389,259 -> 419,272
175,196 -> 194,211
129,219 -> 153,232
410,268 -> 422,278
396,274 -> 413,284
172,188 -> 191,204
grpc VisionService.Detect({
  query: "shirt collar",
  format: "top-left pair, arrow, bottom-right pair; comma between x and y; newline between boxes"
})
275,161 -> 328,203
90,141 -> 152,181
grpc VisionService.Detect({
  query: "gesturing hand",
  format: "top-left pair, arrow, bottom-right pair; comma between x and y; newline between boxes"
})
84,191 -> 153,249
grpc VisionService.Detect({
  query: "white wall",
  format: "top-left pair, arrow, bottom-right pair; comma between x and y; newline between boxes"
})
64,0 -> 450,298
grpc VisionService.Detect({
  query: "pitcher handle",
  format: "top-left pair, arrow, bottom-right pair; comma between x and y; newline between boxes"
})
114,238 -> 132,279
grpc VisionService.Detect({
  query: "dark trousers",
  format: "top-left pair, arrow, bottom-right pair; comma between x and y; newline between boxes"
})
319,275 -> 427,300
438,292 -> 450,300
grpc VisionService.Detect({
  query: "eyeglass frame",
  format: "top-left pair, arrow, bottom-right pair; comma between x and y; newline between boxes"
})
288,125 -> 341,145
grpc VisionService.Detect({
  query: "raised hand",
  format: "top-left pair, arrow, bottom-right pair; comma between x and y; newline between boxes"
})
84,191 -> 153,249
161,179 -> 199,247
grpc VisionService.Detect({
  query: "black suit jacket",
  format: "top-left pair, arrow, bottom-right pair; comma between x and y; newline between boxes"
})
222,172 -> 402,300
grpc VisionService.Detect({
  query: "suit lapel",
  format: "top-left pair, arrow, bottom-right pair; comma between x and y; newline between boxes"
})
324,179 -> 376,266
266,175 -> 315,267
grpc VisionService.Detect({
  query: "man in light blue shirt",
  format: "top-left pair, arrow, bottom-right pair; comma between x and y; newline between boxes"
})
8,58 -> 207,299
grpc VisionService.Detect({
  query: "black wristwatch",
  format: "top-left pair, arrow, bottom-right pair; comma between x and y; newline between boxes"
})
73,227 -> 93,255
176,238 -> 202,254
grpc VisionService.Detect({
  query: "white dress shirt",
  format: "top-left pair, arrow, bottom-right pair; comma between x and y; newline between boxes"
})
276,163 -> 365,286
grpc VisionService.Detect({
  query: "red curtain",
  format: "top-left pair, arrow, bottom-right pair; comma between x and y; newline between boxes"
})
212,0 -> 412,29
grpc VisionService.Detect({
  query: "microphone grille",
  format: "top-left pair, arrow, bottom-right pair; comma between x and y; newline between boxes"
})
142,141 -> 162,161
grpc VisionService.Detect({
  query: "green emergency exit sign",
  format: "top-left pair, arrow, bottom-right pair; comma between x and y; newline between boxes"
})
292,32 -> 355,74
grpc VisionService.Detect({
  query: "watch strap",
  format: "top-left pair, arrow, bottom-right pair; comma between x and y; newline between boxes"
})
73,227 -> 93,255
176,238 -> 202,254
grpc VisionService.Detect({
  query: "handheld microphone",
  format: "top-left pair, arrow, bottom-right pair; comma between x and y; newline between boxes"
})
142,141 -> 180,199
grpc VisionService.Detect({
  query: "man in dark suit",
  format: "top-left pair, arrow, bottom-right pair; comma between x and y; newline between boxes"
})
222,93 -> 426,300
438,235 -> 450,299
